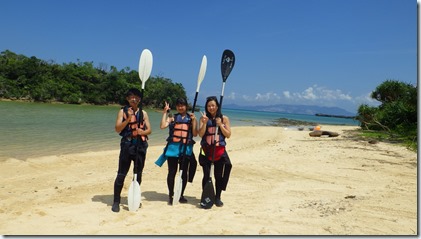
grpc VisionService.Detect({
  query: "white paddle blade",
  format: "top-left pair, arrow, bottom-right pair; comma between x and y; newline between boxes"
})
138,49 -> 153,90
196,55 -> 207,92
173,170 -> 183,206
127,175 -> 141,212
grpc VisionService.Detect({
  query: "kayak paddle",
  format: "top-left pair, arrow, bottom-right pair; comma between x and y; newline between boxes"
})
173,55 -> 207,205
200,50 -> 235,209
128,48 -> 153,212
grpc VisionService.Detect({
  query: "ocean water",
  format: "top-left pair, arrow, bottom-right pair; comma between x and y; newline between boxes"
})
0,101 -> 359,161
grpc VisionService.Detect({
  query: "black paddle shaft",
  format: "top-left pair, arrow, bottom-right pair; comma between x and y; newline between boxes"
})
191,91 -> 199,113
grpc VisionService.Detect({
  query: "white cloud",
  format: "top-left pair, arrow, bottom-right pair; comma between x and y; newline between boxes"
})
354,92 -> 381,106
255,92 -> 281,101
302,87 -> 318,100
226,92 -> 236,100
293,85 -> 353,102
234,85 -> 354,105
225,85 -> 378,113
241,94 -> 254,101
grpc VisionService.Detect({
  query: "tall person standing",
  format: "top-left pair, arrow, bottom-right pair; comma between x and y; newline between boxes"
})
112,88 -> 152,212
198,96 -> 232,207
160,98 -> 198,205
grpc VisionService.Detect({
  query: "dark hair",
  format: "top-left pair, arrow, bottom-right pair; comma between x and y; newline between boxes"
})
125,88 -> 142,98
205,96 -> 223,119
175,97 -> 188,106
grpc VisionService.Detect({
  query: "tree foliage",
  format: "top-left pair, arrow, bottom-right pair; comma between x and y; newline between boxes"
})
0,50 -> 187,108
356,80 -> 417,148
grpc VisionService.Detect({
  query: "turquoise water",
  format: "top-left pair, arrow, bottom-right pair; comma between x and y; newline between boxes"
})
0,101 -> 359,161
219,108 -> 359,127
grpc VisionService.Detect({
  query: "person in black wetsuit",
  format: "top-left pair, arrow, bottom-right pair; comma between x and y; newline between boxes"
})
112,88 -> 152,212
198,96 -> 232,207
160,98 -> 198,205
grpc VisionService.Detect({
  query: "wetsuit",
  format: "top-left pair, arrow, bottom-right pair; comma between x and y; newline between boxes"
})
199,119 -> 232,200
113,106 -> 148,204
166,113 -> 197,199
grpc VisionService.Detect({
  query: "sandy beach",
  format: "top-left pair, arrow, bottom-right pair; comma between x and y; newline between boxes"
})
0,125 -> 417,235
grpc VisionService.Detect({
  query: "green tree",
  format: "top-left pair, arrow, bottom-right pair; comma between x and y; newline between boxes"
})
0,50 -> 189,108
356,80 -> 417,148
143,76 -> 188,108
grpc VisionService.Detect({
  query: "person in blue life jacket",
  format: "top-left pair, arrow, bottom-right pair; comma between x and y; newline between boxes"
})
160,98 -> 198,205
198,96 -> 232,207
111,88 -> 152,212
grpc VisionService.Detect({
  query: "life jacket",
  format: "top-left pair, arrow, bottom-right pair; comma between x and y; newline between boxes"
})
167,113 -> 194,144
200,119 -> 226,146
200,118 -> 226,161
119,106 -> 148,142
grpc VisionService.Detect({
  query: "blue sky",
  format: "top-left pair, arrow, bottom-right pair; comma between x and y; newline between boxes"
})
1,0 -> 417,113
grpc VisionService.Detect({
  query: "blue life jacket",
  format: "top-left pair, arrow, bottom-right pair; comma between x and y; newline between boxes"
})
201,119 -> 226,146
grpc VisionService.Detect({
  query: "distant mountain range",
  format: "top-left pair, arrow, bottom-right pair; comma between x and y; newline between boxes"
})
223,103 -> 356,117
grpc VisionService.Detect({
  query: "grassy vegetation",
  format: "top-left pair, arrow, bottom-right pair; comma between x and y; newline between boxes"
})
359,129 -> 417,152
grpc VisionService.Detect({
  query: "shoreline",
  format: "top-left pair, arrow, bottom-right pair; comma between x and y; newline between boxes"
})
0,125 -> 416,235
0,124 -> 360,162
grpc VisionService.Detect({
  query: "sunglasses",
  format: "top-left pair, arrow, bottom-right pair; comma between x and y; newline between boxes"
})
206,96 -> 217,101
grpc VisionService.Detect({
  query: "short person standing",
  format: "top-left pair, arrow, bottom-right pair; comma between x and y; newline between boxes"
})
112,88 -> 152,212
160,98 -> 198,205
198,96 -> 232,207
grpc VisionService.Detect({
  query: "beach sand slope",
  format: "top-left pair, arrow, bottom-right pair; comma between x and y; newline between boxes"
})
0,126 -> 417,235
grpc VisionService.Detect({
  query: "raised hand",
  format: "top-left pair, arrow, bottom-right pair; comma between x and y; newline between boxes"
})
200,111 -> 208,124
163,101 -> 170,114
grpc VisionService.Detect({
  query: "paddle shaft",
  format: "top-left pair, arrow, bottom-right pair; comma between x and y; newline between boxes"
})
127,49 -> 152,211
192,55 -> 207,113
174,55 -> 206,204
192,92 -> 199,113
211,50 -> 235,163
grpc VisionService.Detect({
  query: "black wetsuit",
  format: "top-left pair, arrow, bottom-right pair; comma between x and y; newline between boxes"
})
113,108 -> 148,204
199,119 -> 232,200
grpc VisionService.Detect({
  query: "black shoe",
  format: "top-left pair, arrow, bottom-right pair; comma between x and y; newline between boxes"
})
168,197 -> 173,205
111,202 -> 120,212
179,196 -> 188,204
215,198 -> 224,207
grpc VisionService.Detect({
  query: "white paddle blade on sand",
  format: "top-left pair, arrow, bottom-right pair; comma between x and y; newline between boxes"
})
172,170 -> 183,206
138,49 -> 153,90
127,174 -> 141,212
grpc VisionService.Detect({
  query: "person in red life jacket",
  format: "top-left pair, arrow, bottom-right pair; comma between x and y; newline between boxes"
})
198,96 -> 232,207
160,98 -> 198,205
111,88 -> 152,212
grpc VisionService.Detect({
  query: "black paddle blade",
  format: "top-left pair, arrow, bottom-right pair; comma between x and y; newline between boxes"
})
200,178 -> 215,209
221,49 -> 235,82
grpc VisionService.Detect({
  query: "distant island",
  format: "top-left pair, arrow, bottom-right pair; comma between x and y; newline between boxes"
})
223,103 -> 356,117
315,113 -> 356,119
